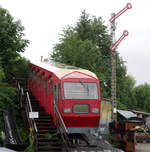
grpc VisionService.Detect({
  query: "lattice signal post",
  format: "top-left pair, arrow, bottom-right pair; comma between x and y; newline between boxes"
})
109,3 -> 132,121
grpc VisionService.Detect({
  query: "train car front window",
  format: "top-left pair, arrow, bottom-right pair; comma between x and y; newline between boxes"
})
63,82 -> 98,99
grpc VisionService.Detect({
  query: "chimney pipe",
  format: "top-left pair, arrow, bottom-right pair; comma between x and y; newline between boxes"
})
41,56 -> 43,62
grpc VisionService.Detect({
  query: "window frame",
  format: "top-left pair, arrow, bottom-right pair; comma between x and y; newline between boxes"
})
42,73 -> 46,89
58,83 -> 61,100
63,81 -> 99,100
46,79 -> 48,96
49,76 -> 53,94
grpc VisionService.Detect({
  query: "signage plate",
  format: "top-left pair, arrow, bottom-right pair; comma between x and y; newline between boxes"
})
29,112 -> 39,118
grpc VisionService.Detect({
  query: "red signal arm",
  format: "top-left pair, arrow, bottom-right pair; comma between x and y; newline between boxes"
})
110,30 -> 129,51
109,3 -> 132,23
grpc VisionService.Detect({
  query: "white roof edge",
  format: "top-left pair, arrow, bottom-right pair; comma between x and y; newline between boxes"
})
31,59 -> 98,79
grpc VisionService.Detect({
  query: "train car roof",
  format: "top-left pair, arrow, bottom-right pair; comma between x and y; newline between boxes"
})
30,59 -> 98,79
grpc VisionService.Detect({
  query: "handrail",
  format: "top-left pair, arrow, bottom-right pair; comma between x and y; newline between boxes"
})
18,82 -> 21,91
21,88 -> 24,96
55,106 -> 68,133
26,92 -> 33,112
26,92 -> 37,133
55,105 -> 70,147
19,87 -> 24,108
16,80 -> 38,140
33,123 -> 38,133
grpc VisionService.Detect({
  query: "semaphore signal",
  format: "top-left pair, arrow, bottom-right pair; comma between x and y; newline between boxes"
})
109,3 -> 132,121
110,30 -> 129,51
109,3 -> 132,23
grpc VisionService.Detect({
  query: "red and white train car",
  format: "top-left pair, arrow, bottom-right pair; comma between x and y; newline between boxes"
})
28,59 -> 101,133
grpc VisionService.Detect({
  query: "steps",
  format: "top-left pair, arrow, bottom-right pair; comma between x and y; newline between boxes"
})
28,94 -> 66,152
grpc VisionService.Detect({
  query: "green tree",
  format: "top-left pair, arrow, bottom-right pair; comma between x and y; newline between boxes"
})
51,10 -> 138,110
13,57 -> 30,78
0,7 -> 29,79
52,10 -> 111,97
0,6 -> 29,108
0,7 -> 29,143
117,74 -> 136,110
0,58 -> 5,82
133,83 -> 150,112
0,83 -> 16,109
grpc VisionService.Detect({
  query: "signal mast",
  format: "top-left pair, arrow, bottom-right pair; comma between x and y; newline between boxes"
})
109,3 -> 132,121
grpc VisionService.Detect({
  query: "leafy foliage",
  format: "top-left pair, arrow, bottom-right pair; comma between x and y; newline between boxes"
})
24,131 -> 34,152
0,6 -> 29,109
0,7 -> 29,79
133,83 -> 150,112
0,6 -> 29,144
0,58 -> 5,82
52,10 -> 112,97
51,10 -> 150,112
13,57 -> 30,79
0,82 -> 16,109
51,10 -> 132,102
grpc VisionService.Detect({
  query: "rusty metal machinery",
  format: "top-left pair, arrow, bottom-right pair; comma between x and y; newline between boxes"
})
109,118 -> 144,152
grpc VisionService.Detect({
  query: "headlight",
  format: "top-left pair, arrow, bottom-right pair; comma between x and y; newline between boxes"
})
92,108 -> 99,113
64,108 -> 71,113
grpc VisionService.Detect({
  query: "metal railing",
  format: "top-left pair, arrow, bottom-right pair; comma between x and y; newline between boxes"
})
26,92 -> 38,133
17,81 -> 38,134
17,79 -> 70,150
55,105 -> 71,149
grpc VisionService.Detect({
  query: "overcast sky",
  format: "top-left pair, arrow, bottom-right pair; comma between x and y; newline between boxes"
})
1,0 -> 150,85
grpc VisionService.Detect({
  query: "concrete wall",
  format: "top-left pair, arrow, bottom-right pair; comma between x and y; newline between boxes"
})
99,98 -> 112,133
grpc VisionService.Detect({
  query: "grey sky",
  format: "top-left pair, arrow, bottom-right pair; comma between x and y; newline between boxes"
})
1,0 -> 150,85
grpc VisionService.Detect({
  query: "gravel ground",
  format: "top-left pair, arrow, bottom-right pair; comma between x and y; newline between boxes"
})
135,143 -> 150,152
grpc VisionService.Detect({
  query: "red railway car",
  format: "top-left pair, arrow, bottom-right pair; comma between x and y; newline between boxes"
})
28,59 -> 101,133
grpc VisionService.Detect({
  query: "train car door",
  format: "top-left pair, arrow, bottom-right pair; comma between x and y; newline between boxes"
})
54,83 -> 58,111
58,83 -> 62,112
39,75 -> 42,106
39,73 -> 44,106
53,83 -> 58,125
45,76 -> 53,114
32,69 -> 36,96
35,70 -> 39,100
36,70 -> 40,101
41,73 -> 46,107
50,77 -> 53,114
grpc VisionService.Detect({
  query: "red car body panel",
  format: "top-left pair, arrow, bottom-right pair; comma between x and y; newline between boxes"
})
28,61 -> 101,131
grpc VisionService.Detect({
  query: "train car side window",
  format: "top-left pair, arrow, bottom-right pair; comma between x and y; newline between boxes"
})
40,76 -> 42,91
29,66 -> 32,79
32,69 -> 34,81
58,84 -> 61,100
31,69 -> 35,84
49,77 -> 53,94
35,72 -> 37,87
54,84 -> 58,106
46,80 -> 48,96
42,73 -> 46,89
38,71 -> 40,83
34,70 -> 37,81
